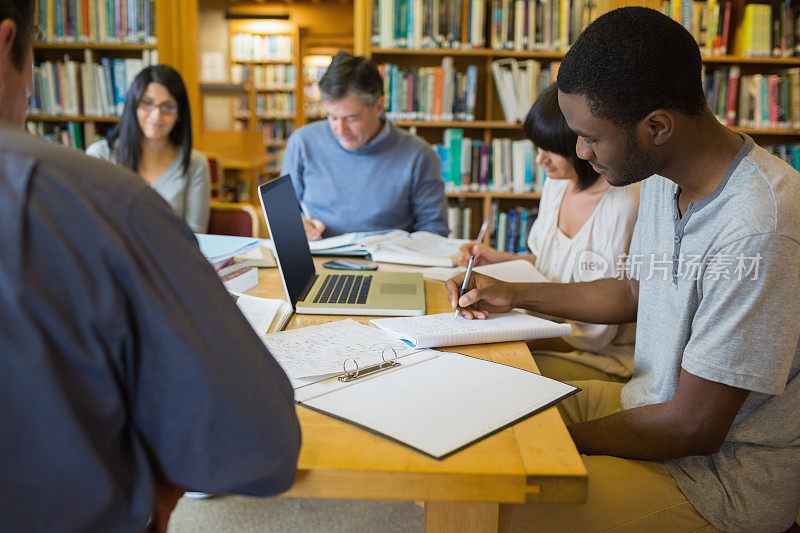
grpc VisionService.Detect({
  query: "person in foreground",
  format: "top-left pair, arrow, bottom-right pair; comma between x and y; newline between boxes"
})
86,64 -> 211,233
0,2 -> 301,531
447,7 -> 800,532
281,50 -> 448,240
454,83 -> 639,382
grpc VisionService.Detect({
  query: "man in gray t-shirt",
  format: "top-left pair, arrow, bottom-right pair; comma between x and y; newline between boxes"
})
446,8 -> 800,532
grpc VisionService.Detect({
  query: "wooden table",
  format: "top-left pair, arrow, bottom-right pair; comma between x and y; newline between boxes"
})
249,258 -> 587,532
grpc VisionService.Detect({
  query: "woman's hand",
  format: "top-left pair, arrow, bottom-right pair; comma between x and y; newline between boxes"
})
454,242 -> 508,267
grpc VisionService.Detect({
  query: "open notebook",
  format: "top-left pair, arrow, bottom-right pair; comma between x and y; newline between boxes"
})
307,230 -> 468,267
371,311 -> 572,348
261,319 -> 577,459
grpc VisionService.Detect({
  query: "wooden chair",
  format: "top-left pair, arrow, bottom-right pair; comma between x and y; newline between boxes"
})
208,202 -> 260,237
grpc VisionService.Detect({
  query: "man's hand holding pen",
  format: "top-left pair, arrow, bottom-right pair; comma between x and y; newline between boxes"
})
445,272 -> 517,320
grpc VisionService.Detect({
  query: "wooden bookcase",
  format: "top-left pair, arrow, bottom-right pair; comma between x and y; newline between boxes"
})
228,20 -> 303,178
26,0 -> 179,150
354,0 -> 800,244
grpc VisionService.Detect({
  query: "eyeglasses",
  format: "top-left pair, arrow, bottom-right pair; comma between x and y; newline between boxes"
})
138,99 -> 179,115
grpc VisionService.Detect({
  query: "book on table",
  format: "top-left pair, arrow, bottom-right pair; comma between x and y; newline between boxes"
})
231,292 -> 293,334
307,230 -> 469,267
260,319 -> 577,459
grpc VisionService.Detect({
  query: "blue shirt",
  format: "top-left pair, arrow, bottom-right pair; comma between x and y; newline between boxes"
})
281,120 -> 449,237
0,125 -> 300,532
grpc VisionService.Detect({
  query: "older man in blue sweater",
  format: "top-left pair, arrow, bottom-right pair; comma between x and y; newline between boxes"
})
281,51 -> 449,240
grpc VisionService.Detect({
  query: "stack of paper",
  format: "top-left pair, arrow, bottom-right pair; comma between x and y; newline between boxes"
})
195,233 -> 260,267
260,319 -> 416,385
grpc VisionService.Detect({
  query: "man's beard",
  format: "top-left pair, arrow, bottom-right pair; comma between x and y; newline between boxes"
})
607,131 -> 658,187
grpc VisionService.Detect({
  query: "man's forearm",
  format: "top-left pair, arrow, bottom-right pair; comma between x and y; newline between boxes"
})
569,404 -> 716,460
514,277 -> 638,324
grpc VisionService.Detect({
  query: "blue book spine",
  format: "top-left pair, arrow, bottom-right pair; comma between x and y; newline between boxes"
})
518,208 -> 530,252
760,76 -> 770,125
465,65 -> 478,120
435,144 -> 450,185
39,0 -> 47,41
55,0 -> 64,39
505,209 -> 519,254
112,58 -> 126,115
29,66 -> 42,113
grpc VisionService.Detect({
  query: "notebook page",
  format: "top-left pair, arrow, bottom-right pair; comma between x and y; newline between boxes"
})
260,319 -> 416,384
371,311 -> 572,348
232,293 -> 285,334
301,351 -> 578,458
418,259 -> 551,283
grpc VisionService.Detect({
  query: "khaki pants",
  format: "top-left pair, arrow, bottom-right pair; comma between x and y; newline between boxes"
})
499,376 -> 719,533
533,353 -> 628,383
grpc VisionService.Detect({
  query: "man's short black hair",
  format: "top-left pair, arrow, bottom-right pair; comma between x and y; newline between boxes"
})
557,6 -> 706,126
0,0 -> 34,70
318,50 -> 383,105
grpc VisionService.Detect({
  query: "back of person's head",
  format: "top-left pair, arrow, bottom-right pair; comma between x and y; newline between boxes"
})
557,6 -> 706,127
318,50 -> 383,106
109,64 -> 193,174
0,0 -> 34,71
523,83 -> 599,190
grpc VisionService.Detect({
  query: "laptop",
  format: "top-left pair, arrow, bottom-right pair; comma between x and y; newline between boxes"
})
258,176 -> 426,316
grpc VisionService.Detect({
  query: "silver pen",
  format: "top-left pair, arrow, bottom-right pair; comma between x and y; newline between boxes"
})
454,218 -> 490,318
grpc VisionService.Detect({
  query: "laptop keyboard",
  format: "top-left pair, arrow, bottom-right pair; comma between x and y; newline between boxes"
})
313,274 -> 372,305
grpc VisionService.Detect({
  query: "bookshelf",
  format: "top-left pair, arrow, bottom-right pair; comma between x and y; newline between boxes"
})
228,20 -> 304,177
355,0 -> 800,242
26,0 -> 165,150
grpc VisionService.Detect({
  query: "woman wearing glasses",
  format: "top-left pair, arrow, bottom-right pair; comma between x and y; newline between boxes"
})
87,64 -> 210,233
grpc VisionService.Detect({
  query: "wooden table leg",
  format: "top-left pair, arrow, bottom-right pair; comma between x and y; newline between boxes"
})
425,501 -> 500,533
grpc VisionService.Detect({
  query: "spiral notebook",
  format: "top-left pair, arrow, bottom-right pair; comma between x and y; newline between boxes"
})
371,311 -> 573,349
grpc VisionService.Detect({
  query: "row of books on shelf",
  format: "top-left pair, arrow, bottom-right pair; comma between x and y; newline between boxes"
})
231,64 -> 296,90
448,202 -> 537,252
703,65 -> 800,129
764,142 -> 800,171
372,0 -> 487,49
28,51 -> 156,117
486,0 -> 597,52
258,120 -> 294,144
371,0 -> 595,51
35,0 -> 156,44
25,120 -> 102,150
256,93 -> 296,118
434,129 -> 543,193
661,0 -> 732,55
380,58 -> 478,121
231,33 -> 293,62
492,58 -> 557,122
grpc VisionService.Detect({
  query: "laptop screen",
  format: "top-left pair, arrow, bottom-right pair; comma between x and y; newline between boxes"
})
258,176 -> 316,306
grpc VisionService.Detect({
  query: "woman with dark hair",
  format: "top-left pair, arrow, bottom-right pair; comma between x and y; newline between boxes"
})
87,64 -> 210,233
454,83 -> 640,382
